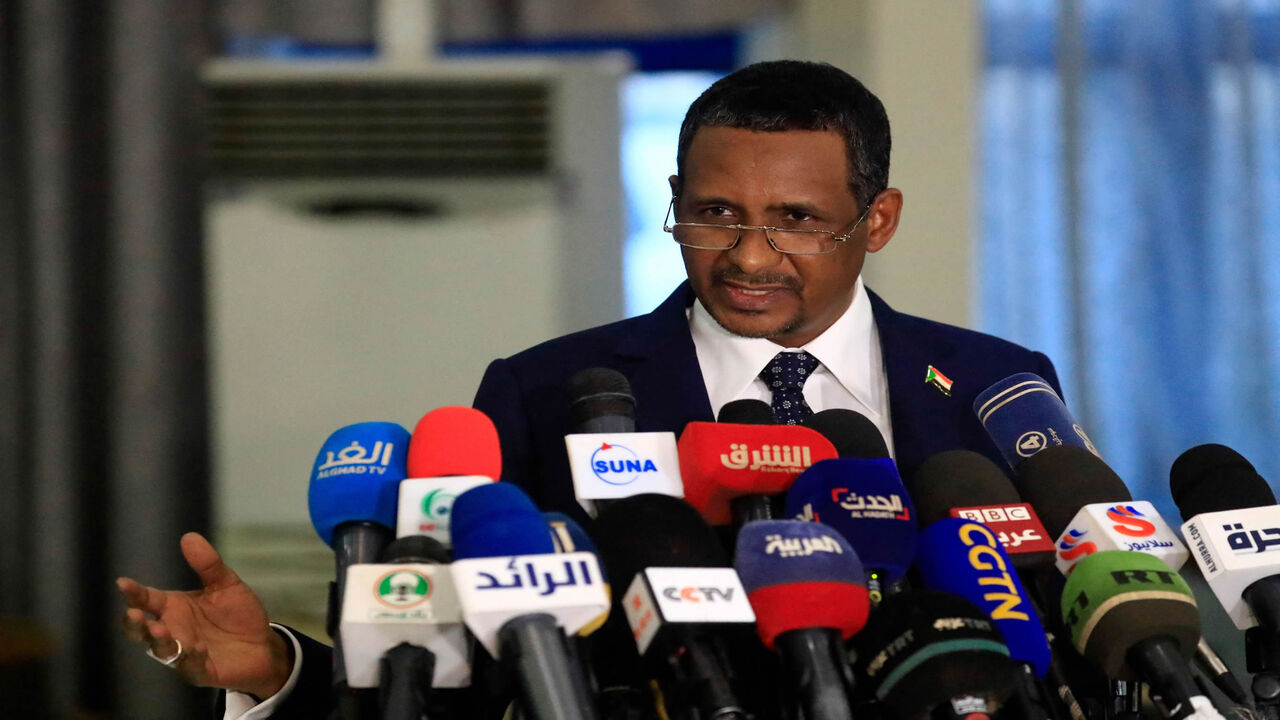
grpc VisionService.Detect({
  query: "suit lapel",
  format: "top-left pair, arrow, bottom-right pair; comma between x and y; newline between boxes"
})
617,282 -> 715,433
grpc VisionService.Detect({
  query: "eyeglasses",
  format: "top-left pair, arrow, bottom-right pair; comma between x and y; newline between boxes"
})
662,197 -> 874,256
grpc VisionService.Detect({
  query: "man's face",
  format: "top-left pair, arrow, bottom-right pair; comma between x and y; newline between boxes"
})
674,126 -> 896,347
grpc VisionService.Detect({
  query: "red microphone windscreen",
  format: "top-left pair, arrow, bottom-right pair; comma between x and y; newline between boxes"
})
678,421 -> 837,525
407,406 -> 502,480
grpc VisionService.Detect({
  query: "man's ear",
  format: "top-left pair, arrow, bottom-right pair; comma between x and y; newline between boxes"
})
668,175 -> 681,197
865,188 -> 903,253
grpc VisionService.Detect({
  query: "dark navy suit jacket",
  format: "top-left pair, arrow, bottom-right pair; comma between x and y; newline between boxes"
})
232,281 -> 1060,718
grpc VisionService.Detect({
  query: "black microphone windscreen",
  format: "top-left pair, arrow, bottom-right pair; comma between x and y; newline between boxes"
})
566,367 -> 636,430
593,494 -> 727,592
907,450 -> 1022,526
1169,443 -> 1275,521
800,408 -> 889,458
1015,445 -> 1131,538
380,535 -> 451,564
716,399 -> 774,425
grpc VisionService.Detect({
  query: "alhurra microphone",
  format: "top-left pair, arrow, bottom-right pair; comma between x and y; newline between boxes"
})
784,457 -> 918,595
449,483 -> 607,720
566,367 -> 636,435
594,494 -> 755,720
397,406 -> 500,546
678,420 -> 836,526
801,407 -> 890,459
1171,443 -> 1275,522
974,372 -> 1099,471
1059,551 -> 1220,720
853,590 -> 1016,720
735,520 -> 866,720
908,450 -> 1055,567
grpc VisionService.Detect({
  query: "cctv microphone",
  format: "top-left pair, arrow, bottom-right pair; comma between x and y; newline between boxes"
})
853,589 -> 1017,720
397,406 -> 500,547
974,372 -> 1101,471
784,457 -> 918,603
594,494 -> 757,720
909,450 -> 1056,568
734,520 -> 867,720
801,407 -> 891,459
450,483 -> 608,720
678,419 -> 836,526
1060,551 -> 1223,720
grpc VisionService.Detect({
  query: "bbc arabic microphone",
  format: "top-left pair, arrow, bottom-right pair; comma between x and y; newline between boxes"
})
594,494 -> 757,720
784,457 -> 918,603
1060,551 -> 1224,720
853,589 -> 1016,720
450,483 -> 608,720
974,372 -> 1101,472
396,406 -> 501,547
734,520 -> 867,720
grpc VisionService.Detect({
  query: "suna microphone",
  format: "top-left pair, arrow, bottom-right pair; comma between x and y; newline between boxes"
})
449,483 -> 608,720
853,589 -> 1016,720
909,450 -> 1055,568
784,457 -> 917,601
397,406 -> 500,546
595,494 -> 756,720
678,419 -> 836,526
735,520 -> 867,720
566,367 -> 636,435
564,431 -> 682,517
1060,551 -> 1222,720
800,407 -> 891,459
974,372 -> 1100,471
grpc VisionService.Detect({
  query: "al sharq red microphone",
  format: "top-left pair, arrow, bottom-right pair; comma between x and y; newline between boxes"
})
1059,551 -> 1223,720
396,406 -> 500,546
678,419 -> 836,526
449,483 -> 608,720
734,520 -> 867,720
852,589 -> 1016,720
974,372 -> 1100,471
784,457 -> 918,602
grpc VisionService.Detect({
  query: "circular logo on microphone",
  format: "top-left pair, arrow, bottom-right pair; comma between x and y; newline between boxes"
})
1016,431 -> 1048,457
375,569 -> 432,608
590,442 -> 658,486
1073,424 -> 1099,456
420,488 -> 457,530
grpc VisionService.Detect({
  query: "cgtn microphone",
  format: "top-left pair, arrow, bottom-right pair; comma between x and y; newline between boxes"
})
396,406 -> 501,546
974,372 -> 1099,471
734,520 -> 867,720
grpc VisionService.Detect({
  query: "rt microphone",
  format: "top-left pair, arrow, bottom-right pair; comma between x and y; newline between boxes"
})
396,406 -> 500,547
974,372 -> 1100,471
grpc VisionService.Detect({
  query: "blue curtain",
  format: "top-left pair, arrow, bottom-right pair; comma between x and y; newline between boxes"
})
980,0 -> 1280,519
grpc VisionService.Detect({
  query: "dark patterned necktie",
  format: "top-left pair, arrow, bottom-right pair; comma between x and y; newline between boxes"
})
760,350 -> 820,425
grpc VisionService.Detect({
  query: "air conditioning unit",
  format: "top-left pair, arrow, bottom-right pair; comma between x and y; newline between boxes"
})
203,55 -> 629,528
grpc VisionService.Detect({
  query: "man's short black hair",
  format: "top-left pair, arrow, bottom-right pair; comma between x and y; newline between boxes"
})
675,60 -> 891,208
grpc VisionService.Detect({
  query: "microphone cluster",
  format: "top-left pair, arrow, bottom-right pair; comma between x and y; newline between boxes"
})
302,368 -> 1275,720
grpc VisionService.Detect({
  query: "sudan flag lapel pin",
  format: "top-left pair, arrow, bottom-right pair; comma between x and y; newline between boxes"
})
925,365 -> 953,397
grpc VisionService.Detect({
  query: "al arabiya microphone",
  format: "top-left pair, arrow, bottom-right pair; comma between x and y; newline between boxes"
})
734,520 -> 867,720
594,494 -> 756,720
396,406 -> 500,547
449,483 -> 607,720
784,457 -> 918,602
974,372 -> 1100,471
1060,551 -> 1223,720
853,589 -> 1016,720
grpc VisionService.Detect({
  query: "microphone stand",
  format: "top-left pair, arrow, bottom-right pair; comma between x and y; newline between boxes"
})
379,643 -> 436,720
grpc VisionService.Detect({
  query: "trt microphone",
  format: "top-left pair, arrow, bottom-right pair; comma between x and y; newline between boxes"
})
567,367 -> 636,435
450,483 -> 608,720
974,372 -> 1100,471
594,494 -> 756,720
397,406 -> 501,546
678,420 -> 836,526
784,457 -> 918,600
853,589 -> 1016,720
800,408 -> 890,459
734,520 -> 867,720
1059,551 -> 1221,720
909,450 -> 1055,568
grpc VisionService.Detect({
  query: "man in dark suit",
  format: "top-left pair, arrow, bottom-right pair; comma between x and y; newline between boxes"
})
117,60 -> 1060,717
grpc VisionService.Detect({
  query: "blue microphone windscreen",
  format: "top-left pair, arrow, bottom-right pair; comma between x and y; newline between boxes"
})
308,422 -> 410,546
916,518 -> 1050,676
973,372 -> 1096,470
544,512 -> 606,583
783,457 -> 918,584
451,482 -> 555,559
734,520 -> 864,593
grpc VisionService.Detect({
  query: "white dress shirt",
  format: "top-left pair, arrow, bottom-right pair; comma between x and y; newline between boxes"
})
689,276 -> 895,458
